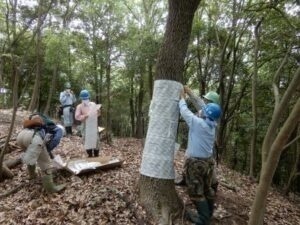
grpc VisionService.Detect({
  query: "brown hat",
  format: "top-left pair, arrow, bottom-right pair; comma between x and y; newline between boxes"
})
23,115 -> 44,128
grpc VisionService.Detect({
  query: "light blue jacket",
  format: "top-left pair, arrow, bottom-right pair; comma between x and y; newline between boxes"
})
59,91 -> 76,106
179,99 -> 216,159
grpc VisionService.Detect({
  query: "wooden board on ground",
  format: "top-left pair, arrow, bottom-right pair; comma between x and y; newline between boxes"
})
53,155 -> 123,175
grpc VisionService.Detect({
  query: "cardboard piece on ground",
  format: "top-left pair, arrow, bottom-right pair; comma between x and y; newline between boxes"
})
53,155 -> 123,175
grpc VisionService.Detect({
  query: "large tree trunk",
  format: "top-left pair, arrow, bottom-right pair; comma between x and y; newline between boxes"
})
139,0 -> 201,224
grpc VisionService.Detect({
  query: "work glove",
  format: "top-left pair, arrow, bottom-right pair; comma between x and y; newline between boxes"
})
44,133 -> 53,143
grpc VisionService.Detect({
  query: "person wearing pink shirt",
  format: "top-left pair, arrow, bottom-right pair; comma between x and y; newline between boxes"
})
75,89 -> 101,157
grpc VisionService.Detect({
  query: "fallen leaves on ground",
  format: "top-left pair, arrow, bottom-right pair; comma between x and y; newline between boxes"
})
0,109 -> 300,225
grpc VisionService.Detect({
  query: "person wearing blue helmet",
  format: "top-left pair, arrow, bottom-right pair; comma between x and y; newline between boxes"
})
179,88 -> 221,225
177,86 -> 220,197
75,89 -> 101,157
59,82 -> 76,136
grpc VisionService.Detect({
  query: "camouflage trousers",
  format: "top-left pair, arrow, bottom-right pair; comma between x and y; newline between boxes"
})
184,157 -> 215,201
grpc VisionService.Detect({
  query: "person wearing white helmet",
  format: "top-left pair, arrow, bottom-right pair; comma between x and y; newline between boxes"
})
59,82 -> 76,136
184,85 -> 220,111
16,114 -> 66,193
179,88 -> 222,225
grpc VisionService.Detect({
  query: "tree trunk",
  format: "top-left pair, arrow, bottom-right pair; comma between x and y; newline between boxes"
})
139,0 -> 201,224
148,63 -> 153,99
0,0 -> 19,181
135,73 -> 145,139
250,19 -> 262,178
28,0 -> 44,112
129,72 -> 135,137
105,59 -> 112,144
284,124 -> 300,195
249,71 -> 300,225
44,64 -> 58,115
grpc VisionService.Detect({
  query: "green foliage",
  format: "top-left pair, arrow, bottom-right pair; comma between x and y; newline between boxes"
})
0,0 -> 299,193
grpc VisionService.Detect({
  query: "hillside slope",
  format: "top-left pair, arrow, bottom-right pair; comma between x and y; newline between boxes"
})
0,109 -> 299,225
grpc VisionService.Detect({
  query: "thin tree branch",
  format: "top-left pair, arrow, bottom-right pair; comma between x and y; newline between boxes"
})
272,46 -> 292,109
283,134 -> 300,151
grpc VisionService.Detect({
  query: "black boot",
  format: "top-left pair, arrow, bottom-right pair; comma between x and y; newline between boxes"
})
86,149 -> 93,157
207,199 -> 215,217
185,209 -> 201,224
194,200 -> 211,225
65,127 -> 70,136
211,181 -> 219,194
93,149 -> 99,157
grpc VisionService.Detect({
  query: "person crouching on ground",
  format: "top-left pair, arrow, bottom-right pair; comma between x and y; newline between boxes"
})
16,114 -> 66,193
179,88 -> 221,225
75,89 -> 101,157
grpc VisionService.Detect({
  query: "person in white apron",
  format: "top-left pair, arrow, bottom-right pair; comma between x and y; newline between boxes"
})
75,89 -> 101,157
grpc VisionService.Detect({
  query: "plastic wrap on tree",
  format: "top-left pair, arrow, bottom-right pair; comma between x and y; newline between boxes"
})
140,80 -> 182,179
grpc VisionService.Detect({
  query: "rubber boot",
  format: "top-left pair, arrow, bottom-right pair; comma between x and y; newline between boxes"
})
93,149 -> 99,157
195,200 -> 211,225
207,199 -> 215,217
42,174 -> 66,193
27,165 -> 37,179
86,149 -> 93,157
185,209 -> 201,224
66,127 -> 72,136
211,181 -> 219,194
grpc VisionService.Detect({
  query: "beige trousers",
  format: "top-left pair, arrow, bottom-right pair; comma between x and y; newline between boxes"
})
17,129 -> 51,171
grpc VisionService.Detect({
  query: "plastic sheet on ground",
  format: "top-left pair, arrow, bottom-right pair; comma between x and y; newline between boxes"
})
53,155 -> 123,175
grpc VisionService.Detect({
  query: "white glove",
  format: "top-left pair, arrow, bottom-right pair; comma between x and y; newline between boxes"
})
44,133 -> 52,143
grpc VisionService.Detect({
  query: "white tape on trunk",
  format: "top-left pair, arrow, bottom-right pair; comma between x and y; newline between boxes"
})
140,80 -> 183,179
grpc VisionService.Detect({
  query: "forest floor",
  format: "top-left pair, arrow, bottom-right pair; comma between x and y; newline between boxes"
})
0,109 -> 300,225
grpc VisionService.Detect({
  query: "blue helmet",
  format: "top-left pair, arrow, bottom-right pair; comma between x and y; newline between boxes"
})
79,89 -> 90,100
203,103 -> 221,121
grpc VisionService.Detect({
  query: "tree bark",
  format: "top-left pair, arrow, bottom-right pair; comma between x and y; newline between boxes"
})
139,0 -> 201,224
249,83 -> 300,225
44,64 -> 58,115
135,72 -> 145,139
0,0 -> 19,181
250,19 -> 262,178
28,0 -> 43,112
284,125 -> 300,195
